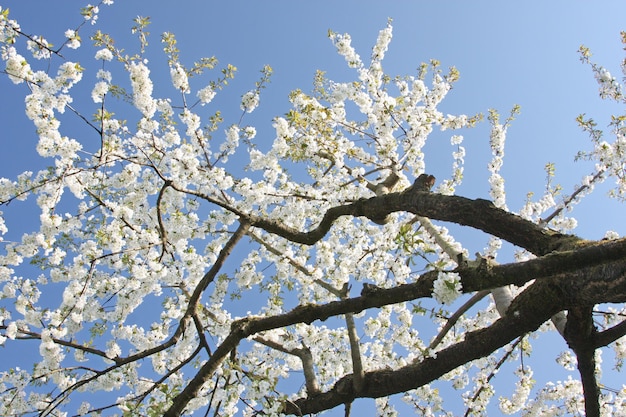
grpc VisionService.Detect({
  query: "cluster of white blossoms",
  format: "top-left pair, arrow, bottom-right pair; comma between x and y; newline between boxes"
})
197,84 -> 216,104
0,7 -> 20,45
432,271 -> 462,305
519,192 -> 556,222
95,47 -> 113,61
64,29 -> 81,49
128,61 -> 157,118
220,125 -> 240,160
578,42 -> 626,200
170,62 -> 190,93
498,366 -> 534,414
329,30 -> 362,68
434,133 -> 466,195
594,67 -> 622,100
371,23 -> 392,62
4,47 -> 32,84
26,35 -> 51,60
81,3 -> 104,25
240,90 -> 260,113
487,116 -> 508,210
91,69 -> 111,103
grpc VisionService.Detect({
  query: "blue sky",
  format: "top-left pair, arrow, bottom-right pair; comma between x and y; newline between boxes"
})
3,1 -> 626,238
1,1 -> 626,415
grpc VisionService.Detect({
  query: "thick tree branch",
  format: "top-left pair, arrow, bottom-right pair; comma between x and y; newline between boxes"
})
163,178 -> 626,416
178,174 -> 584,256
164,244 -> 626,416
284,278 -> 566,414
458,237 -> 626,293
248,183 -> 584,256
565,306 -> 600,417
285,269 -> 626,414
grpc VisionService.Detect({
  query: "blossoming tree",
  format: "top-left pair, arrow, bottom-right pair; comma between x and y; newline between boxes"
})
1,3 -> 626,416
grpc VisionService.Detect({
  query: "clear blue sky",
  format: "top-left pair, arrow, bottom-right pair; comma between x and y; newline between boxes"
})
1,1 -> 626,415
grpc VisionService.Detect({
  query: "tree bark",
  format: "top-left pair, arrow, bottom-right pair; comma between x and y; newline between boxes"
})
163,186 -> 626,416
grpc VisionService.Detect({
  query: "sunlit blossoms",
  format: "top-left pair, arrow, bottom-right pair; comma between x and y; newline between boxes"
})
594,67 -> 622,100
221,125 -> 240,157
432,271 -> 462,305
0,5 -> 626,417
26,35 -> 51,60
197,85 -> 216,104
499,367 -> 534,414
372,23 -> 393,62
329,30 -> 362,68
91,70 -> 111,103
240,90 -> 259,113
64,29 -> 80,49
128,61 -> 157,118
0,7 -> 20,45
95,47 -> 113,61
4,47 -> 31,84
170,62 -> 189,93
82,4 -> 100,25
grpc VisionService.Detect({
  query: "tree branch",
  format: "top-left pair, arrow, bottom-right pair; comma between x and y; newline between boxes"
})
283,277 -> 566,414
163,244 -> 626,415
253,336 -> 320,396
341,285 -> 365,394
248,184 -> 584,256
457,237 -> 626,293
565,306 -> 600,417
594,318 -> 626,348
428,290 -> 490,351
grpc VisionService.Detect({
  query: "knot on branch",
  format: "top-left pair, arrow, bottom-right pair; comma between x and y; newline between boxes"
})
475,198 -> 497,209
230,317 -> 252,336
477,253 -> 495,273
357,196 -> 391,225
334,374 -> 357,396
361,283 -> 383,297
404,174 -> 436,194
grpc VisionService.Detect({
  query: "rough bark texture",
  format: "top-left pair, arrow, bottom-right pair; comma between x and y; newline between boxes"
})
249,187 -> 585,256
565,306 -> 600,417
284,269 -> 626,414
165,182 -> 626,416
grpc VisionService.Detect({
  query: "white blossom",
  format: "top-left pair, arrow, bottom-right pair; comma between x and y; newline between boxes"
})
91,80 -> 109,103
197,85 -> 216,104
241,90 -> 259,113
329,31 -> 362,68
372,23 -> 393,62
170,62 -> 189,93
64,29 -> 80,49
95,48 -> 113,61
128,61 -> 157,118
242,126 -> 256,139
432,271 -> 462,305
4,47 -> 31,83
